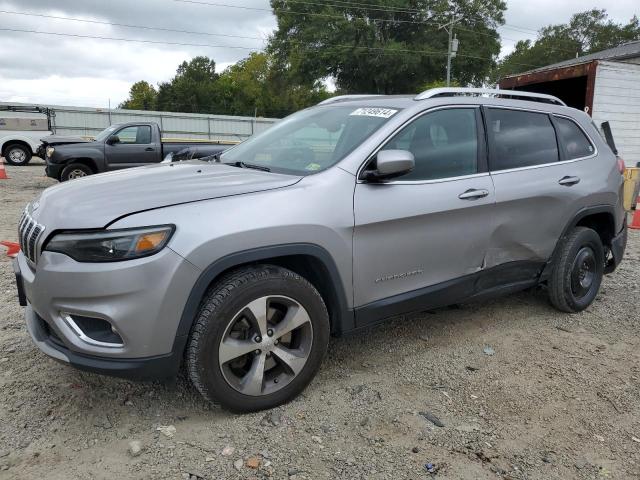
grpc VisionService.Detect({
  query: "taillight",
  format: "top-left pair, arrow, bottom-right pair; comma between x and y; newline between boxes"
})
617,157 -> 626,175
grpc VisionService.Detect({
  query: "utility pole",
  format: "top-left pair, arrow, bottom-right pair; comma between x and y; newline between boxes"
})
440,15 -> 461,86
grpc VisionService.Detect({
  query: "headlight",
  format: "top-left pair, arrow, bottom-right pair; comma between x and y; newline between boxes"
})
45,225 -> 174,262
46,146 -> 55,158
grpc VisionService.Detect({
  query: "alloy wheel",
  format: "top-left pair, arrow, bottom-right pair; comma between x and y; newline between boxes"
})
218,295 -> 313,396
68,169 -> 88,179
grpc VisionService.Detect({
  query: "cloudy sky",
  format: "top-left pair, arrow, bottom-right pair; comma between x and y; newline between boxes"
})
0,0 -> 637,108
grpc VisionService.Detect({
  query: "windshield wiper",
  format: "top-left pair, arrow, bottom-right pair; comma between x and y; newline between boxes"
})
227,161 -> 271,172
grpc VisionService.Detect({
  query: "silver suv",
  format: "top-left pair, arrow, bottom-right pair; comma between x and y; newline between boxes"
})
14,88 -> 628,412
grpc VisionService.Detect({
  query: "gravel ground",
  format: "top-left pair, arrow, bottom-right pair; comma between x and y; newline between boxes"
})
1,161 -> 639,480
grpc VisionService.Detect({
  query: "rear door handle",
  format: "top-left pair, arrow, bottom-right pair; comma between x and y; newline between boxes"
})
558,176 -> 580,186
458,189 -> 489,200
145,147 -> 155,152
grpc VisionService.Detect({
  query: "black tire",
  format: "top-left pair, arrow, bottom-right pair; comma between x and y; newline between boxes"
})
60,163 -> 92,182
4,143 -> 32,166
548,227 -> 604,313
186,265 -> 330,412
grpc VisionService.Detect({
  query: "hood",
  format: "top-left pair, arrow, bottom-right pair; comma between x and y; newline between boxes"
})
41,135 -> 93,146
31,161 -> 301,230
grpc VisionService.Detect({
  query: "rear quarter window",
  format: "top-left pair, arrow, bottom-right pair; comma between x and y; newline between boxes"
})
555,116 -> 595,159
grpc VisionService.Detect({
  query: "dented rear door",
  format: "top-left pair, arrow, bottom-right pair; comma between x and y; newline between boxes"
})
483,107 -> 593,269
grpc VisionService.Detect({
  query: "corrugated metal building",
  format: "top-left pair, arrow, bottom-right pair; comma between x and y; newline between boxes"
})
0,101 -> 279,143
500,40 -> 640,167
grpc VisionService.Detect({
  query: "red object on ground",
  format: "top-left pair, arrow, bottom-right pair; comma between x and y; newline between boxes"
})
631,208 -> 640,230
0,241 -> 20,258
631,195 -> 640,230
0,157 -> 8,180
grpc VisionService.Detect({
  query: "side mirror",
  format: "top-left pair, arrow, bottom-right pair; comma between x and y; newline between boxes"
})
106,135 -> 120,145
361,150 -> 415,182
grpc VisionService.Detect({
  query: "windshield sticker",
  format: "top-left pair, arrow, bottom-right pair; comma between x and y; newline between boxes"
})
305,163 -> 322,171
350,108 -> 398,119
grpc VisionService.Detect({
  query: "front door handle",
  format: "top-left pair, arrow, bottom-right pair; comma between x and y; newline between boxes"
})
458,189 -> 489,200
558,176 -> 580,186
145,147 -> 155,152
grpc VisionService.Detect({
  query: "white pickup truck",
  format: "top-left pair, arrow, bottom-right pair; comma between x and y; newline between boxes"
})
0,106 -> 55,165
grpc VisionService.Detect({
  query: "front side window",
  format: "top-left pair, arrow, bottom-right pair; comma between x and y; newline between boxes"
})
220,106 -> 399,175
555,116 -> 594,159
486,109 -> 559,171
380,108 -> 478,181
115,126 -> 152,144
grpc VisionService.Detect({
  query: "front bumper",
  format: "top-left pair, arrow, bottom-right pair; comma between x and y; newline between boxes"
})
25,305 -> 181,379
44,160 -> 64,180
15,246 -> 201,377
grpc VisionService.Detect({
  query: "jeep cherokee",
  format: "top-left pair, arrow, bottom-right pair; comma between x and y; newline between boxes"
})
14,88 -> 628,412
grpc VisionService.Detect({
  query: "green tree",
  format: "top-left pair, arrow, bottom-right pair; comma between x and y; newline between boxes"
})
215,52 -> 329,117
119,81 -> 157,110
155,56 -> 220,113
268,0 -> 506,93
120,53 -> 328,118
495,9 -> 640,81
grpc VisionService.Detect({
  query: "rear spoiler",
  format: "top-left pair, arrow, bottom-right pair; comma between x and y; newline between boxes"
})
600,121 -> 618,155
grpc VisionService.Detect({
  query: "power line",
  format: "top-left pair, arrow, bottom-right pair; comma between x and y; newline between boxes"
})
284,0 -> 544,36
281,0 -> 427,15
0,4 -> 536,48
174,0 -> 467,28
0,7 -> 543,49
0,26 -> 449,56
0,27 -> 262,50
0,9 -> 265,41
174,0 -> 526,43
0,26 -> 546,68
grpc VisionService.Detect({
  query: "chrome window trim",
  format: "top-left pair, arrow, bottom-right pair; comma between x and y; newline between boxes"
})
484,106 -> 598,175
356,104 -> 483,184
488,155 -> 594,176
368,172 -> 491,186
61,313 -> 125,349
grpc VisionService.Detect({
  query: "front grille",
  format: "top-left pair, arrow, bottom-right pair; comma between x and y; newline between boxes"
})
18,208 -> 45,263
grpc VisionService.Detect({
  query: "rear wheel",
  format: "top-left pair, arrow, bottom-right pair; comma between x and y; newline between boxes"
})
4,144 -> 32,166
60,163 -> 92,182
186,265 -> 330,412
548,227 -> 604,313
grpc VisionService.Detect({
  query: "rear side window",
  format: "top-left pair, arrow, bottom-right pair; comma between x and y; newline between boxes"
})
555,117 -> 594,159
486,109 -> 559,171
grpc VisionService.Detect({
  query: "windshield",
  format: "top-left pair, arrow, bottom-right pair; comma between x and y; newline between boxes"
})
220,105 -> 400,175
94,125 -> 119,142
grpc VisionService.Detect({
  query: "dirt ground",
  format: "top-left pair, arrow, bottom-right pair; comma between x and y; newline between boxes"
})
1,160 -> 639,480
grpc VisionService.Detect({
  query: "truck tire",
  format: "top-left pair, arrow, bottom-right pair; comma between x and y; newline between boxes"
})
186,265 -> 330,412
4,143 -> 32,166
60,163 -> 92,182
548,227 -> 604,313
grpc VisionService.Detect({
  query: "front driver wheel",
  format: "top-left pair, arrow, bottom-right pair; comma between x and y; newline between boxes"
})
60,163 -> 92,182
548,227 -> 604,313
186,265 -> 330,412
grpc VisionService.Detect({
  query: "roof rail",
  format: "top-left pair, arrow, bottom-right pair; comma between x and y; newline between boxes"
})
415,87 -> 566,106
318,94 -> 383,105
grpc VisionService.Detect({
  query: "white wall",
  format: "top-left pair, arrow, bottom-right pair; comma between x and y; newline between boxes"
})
592,60 -> 640,167
0,102 -> 279,142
